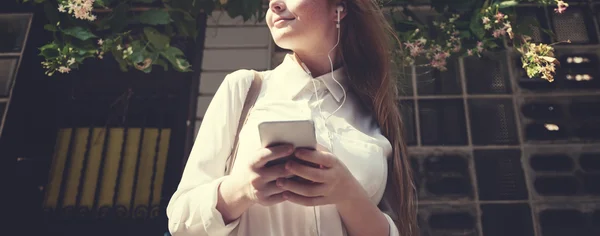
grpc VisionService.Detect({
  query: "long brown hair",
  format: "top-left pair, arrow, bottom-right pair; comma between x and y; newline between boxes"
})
336,0 -> 418,235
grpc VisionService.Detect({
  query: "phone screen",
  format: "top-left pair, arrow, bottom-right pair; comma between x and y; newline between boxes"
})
258,120 -> 317,168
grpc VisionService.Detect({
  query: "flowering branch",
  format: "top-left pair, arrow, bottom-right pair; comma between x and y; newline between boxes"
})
19,0 -> 265,76
393,0 -> 571,82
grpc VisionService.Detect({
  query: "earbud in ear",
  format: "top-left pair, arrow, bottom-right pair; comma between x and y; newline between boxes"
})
336,5 -> 343,28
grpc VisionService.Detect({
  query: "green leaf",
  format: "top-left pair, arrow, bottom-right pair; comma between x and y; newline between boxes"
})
129,41 -> 145,64
62,27 -> 98,41
484,40 -> 498,49
160,46 -> 192,72
44,24 -> 58,32
39,43 -> 60,58
169,11 -> 196,38
496,1 -> 518,9
459,30 -> 472,38
144,27 -> 171,50
111,47 -> 129,71
196,0 -> 215,16
155,58 -> 169,71
139,9 -> 171,25
469,12 -> 485,40
541,28 -> 555,39
242,0 -> 262,21
141,65 -> 153,73
514,16 -> 539,37
95,0 -> 107,7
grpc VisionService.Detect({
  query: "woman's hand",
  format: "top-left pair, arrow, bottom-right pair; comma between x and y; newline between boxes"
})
238,144 -> 296,205
217,144 -> 294,223
275,148 -> 365,206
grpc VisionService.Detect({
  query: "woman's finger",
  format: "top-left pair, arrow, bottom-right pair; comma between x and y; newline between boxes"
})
286,160 -> 328,183
252,181 -> 287,204
283,192 -> 327,206
261,181 -> 287,196
257,164 -> 290,183
252,144 -> 294,168
277,178 -> 327,197
294,148 -> 337,168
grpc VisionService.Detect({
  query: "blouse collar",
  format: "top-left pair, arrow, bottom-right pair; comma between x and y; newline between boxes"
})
269,53 -> 347,102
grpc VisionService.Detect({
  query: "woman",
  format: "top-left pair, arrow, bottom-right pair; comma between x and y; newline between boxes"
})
166,0 -> 417,235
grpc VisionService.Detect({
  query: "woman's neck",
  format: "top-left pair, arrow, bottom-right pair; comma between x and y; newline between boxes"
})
293,50 -> 342,78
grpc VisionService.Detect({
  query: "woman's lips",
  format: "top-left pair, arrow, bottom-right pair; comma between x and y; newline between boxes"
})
274,17 -> 295,27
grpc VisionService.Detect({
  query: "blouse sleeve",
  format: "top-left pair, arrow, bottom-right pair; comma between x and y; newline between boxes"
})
166,70 -> 254,236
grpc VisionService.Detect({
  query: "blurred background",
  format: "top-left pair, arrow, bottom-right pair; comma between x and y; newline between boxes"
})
1,0 -> 599,236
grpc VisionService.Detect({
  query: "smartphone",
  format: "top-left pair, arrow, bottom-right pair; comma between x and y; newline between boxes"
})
258,120 -> 317,167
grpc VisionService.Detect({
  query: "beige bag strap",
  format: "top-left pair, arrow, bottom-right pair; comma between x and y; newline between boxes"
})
225,71 -> 263,175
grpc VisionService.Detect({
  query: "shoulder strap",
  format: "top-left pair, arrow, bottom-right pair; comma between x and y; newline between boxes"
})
225,70 -> 263,175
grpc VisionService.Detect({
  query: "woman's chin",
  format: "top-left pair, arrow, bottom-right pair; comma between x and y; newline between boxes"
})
271,35 -> 298,51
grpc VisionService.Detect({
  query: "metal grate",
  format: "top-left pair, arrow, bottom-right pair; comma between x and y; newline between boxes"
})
418,205 -> 479,236
481,204 -> 535,236
418,99 -> 468,145
469,99 -> 519,145
518,96 -> 600,143
397,65 -> 414,96
515,7 -> 550,44
464,53 -> 511,94
411,153 -> 474,200
521,101 -> 563,120
556,53 -> 600,89
474,149 -> 528,200
410,157 -> 421,192
400,100 -> 417,146
525,148 -> 600,199
536,204 -> 600,236
570,98 -> 600,141
551,7 -> 596,44
416,57 -> 462,95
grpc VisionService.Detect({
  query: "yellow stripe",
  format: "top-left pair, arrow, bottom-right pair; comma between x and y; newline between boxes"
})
43,128 -> 72,208
62,128 -> 90,207
79,128 -> 106,207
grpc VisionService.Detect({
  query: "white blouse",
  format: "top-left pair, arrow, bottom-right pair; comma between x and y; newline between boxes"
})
166,54 -> 400,236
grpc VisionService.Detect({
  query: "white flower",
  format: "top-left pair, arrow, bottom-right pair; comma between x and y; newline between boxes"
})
59,0 -> 97,21
58,66 -> 71,74
67,58 -> 75,65
97,39 -> 103,46
482,17 -> 490,24
117,45 -> 122,50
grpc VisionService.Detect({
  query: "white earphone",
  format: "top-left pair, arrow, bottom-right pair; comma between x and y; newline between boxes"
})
336,5 -> 343,28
